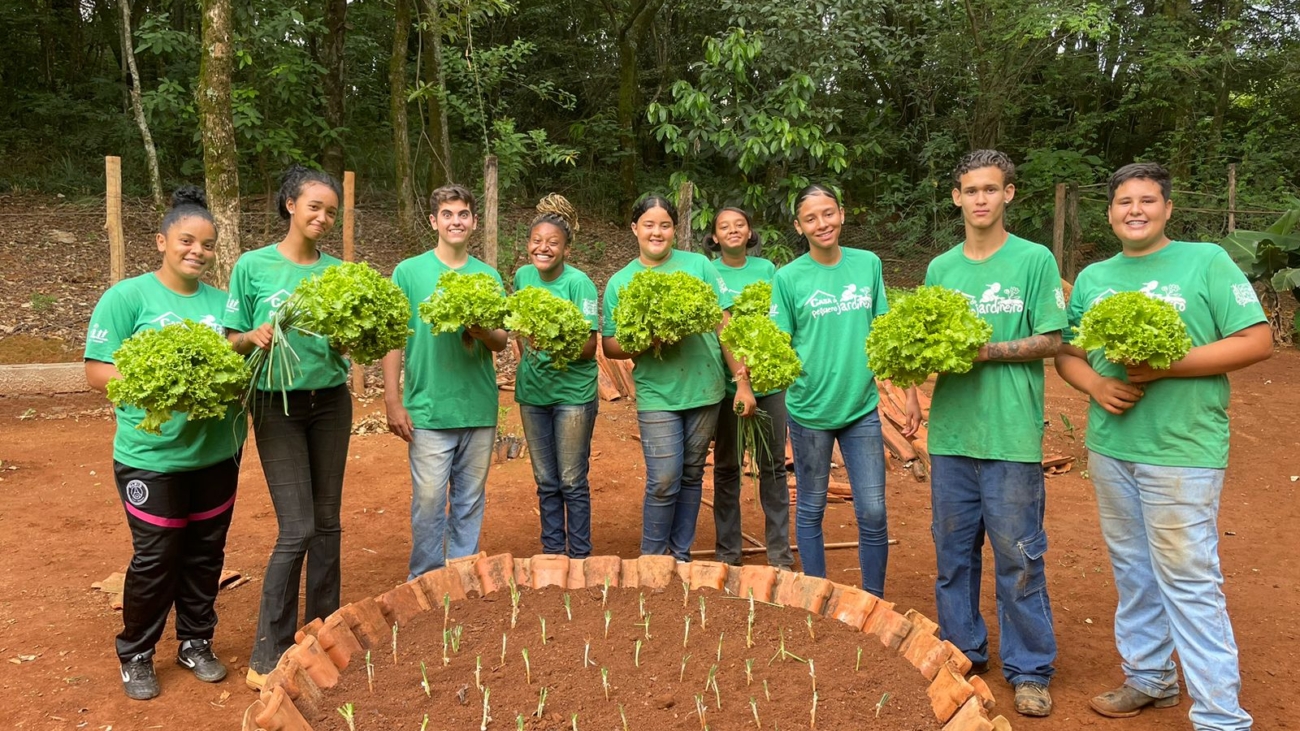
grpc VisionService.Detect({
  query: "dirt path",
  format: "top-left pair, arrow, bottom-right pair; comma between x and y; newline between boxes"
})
0,354 -> 1295,730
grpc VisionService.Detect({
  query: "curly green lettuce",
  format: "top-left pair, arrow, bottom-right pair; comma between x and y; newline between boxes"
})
719,314 -> 802,393
292,262 -> 412,365
418,271 -> 507,333
1072,290 -> 1191,368
107,320 -> 250,435
730,281 -> 772,319
505,287 -> 592,371
865,285 -> 993,388
612,269 -> 723,356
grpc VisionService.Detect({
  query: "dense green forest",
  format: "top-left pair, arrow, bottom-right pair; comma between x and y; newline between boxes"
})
2,0 -> 1298,251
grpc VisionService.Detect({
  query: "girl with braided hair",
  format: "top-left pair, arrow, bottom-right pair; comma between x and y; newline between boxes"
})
512,194 -> 601,557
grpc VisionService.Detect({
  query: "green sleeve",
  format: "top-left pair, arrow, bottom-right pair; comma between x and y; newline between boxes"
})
772,273 -> 794,334
512,269 -> 522,292
601,276 -> 620,337
579,277 -> 600,331
1030,250 -> 1068,335
872,259 -> 890,317
703,258 -> 733,310
1205,249 -> 1268,338
1062,271 -> 1089,343
923,260 -> 936,287
222,257 -> 255,332
84,286 -> 137,363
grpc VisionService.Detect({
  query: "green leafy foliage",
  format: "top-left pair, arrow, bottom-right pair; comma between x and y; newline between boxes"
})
293,262 -> 413,365
1072,291 -> 1191,369
107,321 -> 250,435
719,314 -> 801,393
730,281 -> 772,319
865,286 -> 992,388
418,271 -> 507,333
505,287 -> 591,370
612,270 -> 723,356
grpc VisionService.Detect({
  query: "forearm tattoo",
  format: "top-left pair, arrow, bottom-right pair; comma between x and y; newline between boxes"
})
983,333 -> 1061,362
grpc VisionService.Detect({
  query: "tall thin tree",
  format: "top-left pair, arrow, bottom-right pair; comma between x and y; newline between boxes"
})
321,0 -> 347,180
198,0 -> 241,287
419,0 -> 453,194
118,0 -> 164,210
390,0 -> 419,239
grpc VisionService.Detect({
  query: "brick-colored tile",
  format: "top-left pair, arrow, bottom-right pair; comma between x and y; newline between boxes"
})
636,555 -> 677,589
827,586 -> 879,630
941,697 -> 994,731
417,567 -> 467,607
928,662 -> 976,723
776,573 -> 834,614
566,558 -> 586,589
316,613 -> 363,670
446,552 -> 486,595
583,556 -> 621,588
377,582 -> 432,627
530,554 -> 571,588
689,561 -> 728,591
475,553 -> 516,595
339,597 -> 391,650
254,685 -> 312,731
738,565 -> 778,603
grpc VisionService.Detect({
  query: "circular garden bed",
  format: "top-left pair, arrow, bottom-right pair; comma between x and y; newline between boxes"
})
242,554 -> 1009,731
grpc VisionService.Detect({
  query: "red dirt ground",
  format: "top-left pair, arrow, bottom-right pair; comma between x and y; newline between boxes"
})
0,353 -> 1296,730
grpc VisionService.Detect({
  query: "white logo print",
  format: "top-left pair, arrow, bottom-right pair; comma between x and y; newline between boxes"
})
581,299 -> 598,317
1091,282 -> 1187,311
805,284 -> 873,318
1232,283 -> 1258,306
264,289 -> 293,311
125,479 -> 149,506
959,282 -> 1024,315
225,297 -> 239,313
150,312 -> 184,327
1054,287 -> 1066,311
88,323 -> 109,344
198,314 -> 224,334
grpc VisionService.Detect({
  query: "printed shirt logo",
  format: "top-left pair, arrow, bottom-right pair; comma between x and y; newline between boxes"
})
264,289 -> 293,311
225,297 -> 239,313
197,314 -> 224,334
1232,283 -> 1258,306
88,323 -> 109,344
581,298 -> 598,317
1054,287 -> 1066,311
125,479 -> 149,506
150,311 -> 185,328
1092,282 -> 1187,311
958,282 -> 1024,315
805,284 -> 873,318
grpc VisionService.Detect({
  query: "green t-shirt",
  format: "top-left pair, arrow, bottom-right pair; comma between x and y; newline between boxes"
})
772,248 -> 889,430
512,264 -> 599,406
393,251 -> 503,429
924,235 -> 1068,462
85,273 -> 247,472
601,249 -> 730,412
1065,241 -> 1266,469
716,255 -> 780,398
223,244 -> 349,392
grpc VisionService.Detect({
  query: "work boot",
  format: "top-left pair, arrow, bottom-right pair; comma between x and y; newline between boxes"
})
176,639 -> 227,683
1014,682 -> 1052,717
1089,685 -> 1180,718
120,651 -> 160,700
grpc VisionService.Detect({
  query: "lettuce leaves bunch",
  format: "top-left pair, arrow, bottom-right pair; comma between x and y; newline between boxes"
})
730,281 -> 772,319
505,286 -> 592,370
1072,291 -> 1191,368
612,270 -> 723,356
865,285 -> 992,388
108,320 -> 250,434
418,271 -> 507,333
719,314 -> 802,393
293,262 -> 412,365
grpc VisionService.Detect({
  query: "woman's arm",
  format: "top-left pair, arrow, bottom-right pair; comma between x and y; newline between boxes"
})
602,335 -> 642,360
580,332 -> 598,360
1054,344 -> 1144,415
85,360 -> 120,395
227,323 -> 274,355
716,310 -> 756,417
466,325 -> 509,353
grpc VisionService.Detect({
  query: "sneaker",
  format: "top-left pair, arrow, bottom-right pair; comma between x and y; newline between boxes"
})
1014,682 -> 1053,717
1089,685 -> 1180,718
120,652 -> 160,700
176,639 -> 227,683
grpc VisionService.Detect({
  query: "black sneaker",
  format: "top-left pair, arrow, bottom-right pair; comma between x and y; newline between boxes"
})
120,652 -> 160,700
176,639 -> 228,683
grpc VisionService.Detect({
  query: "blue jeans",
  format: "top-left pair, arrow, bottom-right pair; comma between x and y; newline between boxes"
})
930,455 -> 1056,686
407,427 -> 495,579
637,404 -> 720,561
1089,451 -> 1251,731
788,410 -> 888,596
519,400 -> 598,558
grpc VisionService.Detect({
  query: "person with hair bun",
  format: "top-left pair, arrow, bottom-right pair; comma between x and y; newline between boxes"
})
602,195 -> 755,561
224,164 -> 351,689
704,207 -> 793,570
85,186 -> 245,699
512,194 -> 600,558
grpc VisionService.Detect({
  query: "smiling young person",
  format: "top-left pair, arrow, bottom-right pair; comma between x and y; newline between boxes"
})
224,165 -> 351,688
602,195 -> 755,561
1055,163 -> 1270,730
923,150 -> 1068,717
705,207 -> 793,570
511,195 -> 600,558
772,184 -> 918,598
86,187 -> 244,699
383,185 -> 508,578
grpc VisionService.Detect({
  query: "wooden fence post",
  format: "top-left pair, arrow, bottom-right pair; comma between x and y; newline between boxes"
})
1227,163 -> 1237,233
105,156 -> 126,284
483,155 -> 499,268
342,171 -> 365,395
1051,182 -> 1066,275
677,180 -> 694,251
1064,182 -> 1081,281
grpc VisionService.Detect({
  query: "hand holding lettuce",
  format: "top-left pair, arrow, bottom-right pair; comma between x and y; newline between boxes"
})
865,285 -> 992,387
505,287 -> 591,370
612,270 -> 723,357
1072,291 -> 1191,369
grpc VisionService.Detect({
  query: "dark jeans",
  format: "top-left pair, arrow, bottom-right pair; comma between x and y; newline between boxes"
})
113,457 -> 238,662
637,404 -> 720,561
248,384 -> 351,673
712,392 -> 794,568
930,455 -> 1057,686
520,400 -> 598,558
788,409 -> 889,596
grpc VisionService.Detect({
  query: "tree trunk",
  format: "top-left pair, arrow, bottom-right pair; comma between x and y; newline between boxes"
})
419,0 -> 452,193
390,0 -> 419,239
321,0 -> 347,180
610,0 -> 666,211
119,0 -> 165,211
198,0 -> 241,288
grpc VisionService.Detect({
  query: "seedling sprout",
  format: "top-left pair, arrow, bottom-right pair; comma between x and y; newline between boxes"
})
716,632 -> 724,662
563,592 -> 572,621
683,615 -> 692,647
744,658 -> 754,685
698,595 -> 707,629
875,692 -> 891,718
806,614 -> 815,641
601,667 -> 611,700
521,647 -> 532,684
534,686 -> 549,717
634,638 -> 642,667
540,616 -> 548,645
750,697 -> 761,728
855,646 -> 862,673
419,660 -> 430,697
604,609 -> 612,639
480,686 -> 491,731
392,622 -> 399,664
680,653 -> 691,681
475,655 -> 482,691
337,702 -> 356,731
365,650 -> 374,693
